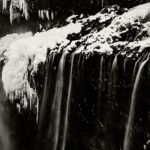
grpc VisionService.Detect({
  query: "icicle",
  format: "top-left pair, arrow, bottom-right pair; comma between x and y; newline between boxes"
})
9,3 -> 13,24
46,10 -> 50,20
9,92 -> 14,103
51,10 -> 54,20
9,0 -> 29,23
15,90 -> 19,100
43,10 -> 46,18
22,0 -> 29,21
16,103 -> 21,114
2,0 -> 7,9
23,96 -> 28,109
19,0 -> 24,10
41,10 -> 44,20
29,89 -> 32,110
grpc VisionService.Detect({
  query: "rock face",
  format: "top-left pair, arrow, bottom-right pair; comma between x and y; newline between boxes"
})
1,3 -> 150,150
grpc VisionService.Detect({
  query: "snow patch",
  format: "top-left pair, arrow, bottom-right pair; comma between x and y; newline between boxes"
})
1,23 -> 82,104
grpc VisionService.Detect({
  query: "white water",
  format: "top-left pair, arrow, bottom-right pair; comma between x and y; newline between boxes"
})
123,56 -> 149,150
97,55 -> 104,115
132,52 -> 148,85
61,53 -> 75,150
111,53 -> 119,95
47,52 -> 68,150
38,52 -> 55,126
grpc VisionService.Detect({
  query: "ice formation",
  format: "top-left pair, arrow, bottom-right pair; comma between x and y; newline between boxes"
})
3,0 -> 29,24
0,23 -> 82,110
38,10 -> 50,20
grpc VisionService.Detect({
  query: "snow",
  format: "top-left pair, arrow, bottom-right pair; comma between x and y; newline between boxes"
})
119,3 -> 150,22
0,32 -> 32,55
1,23 -> 82,104
2,3 -> 150,109
138,38 -> 150,52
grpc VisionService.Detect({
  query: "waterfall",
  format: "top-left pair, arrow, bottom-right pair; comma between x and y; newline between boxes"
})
111,53 -> 119,97
46,52 -> 67,150
123,54 -> 150,150
97,55 -> 104,116
60,53 -> 75,150
132,52 -> 148,84
39,52 -> 56,127
2,3 -> 150,150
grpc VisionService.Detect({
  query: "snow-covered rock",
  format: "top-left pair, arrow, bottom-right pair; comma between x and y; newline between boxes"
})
1,3 -> 150,110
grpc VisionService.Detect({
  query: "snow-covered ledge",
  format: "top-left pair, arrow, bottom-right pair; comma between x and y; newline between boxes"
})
1,2 -> 150,111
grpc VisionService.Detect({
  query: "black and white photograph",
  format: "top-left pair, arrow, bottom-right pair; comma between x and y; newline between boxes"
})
0,0 -> 150,150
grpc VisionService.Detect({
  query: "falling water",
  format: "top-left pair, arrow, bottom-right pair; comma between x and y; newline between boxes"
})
39,52 -> 56,126
60,53 -> 75,150
38,51 -> 58,150
98,55 -> 104,115
46,52 -> 68,150
111,53 -> 119,99
99,55 -> 104,95
132,52 -> 148,84
123,55 -> 150,150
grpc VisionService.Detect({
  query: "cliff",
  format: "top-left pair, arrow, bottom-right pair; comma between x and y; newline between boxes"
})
1,2 -> 150,150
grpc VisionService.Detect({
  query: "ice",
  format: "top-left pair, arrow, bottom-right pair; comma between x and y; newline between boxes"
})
1,23 -> 82,103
